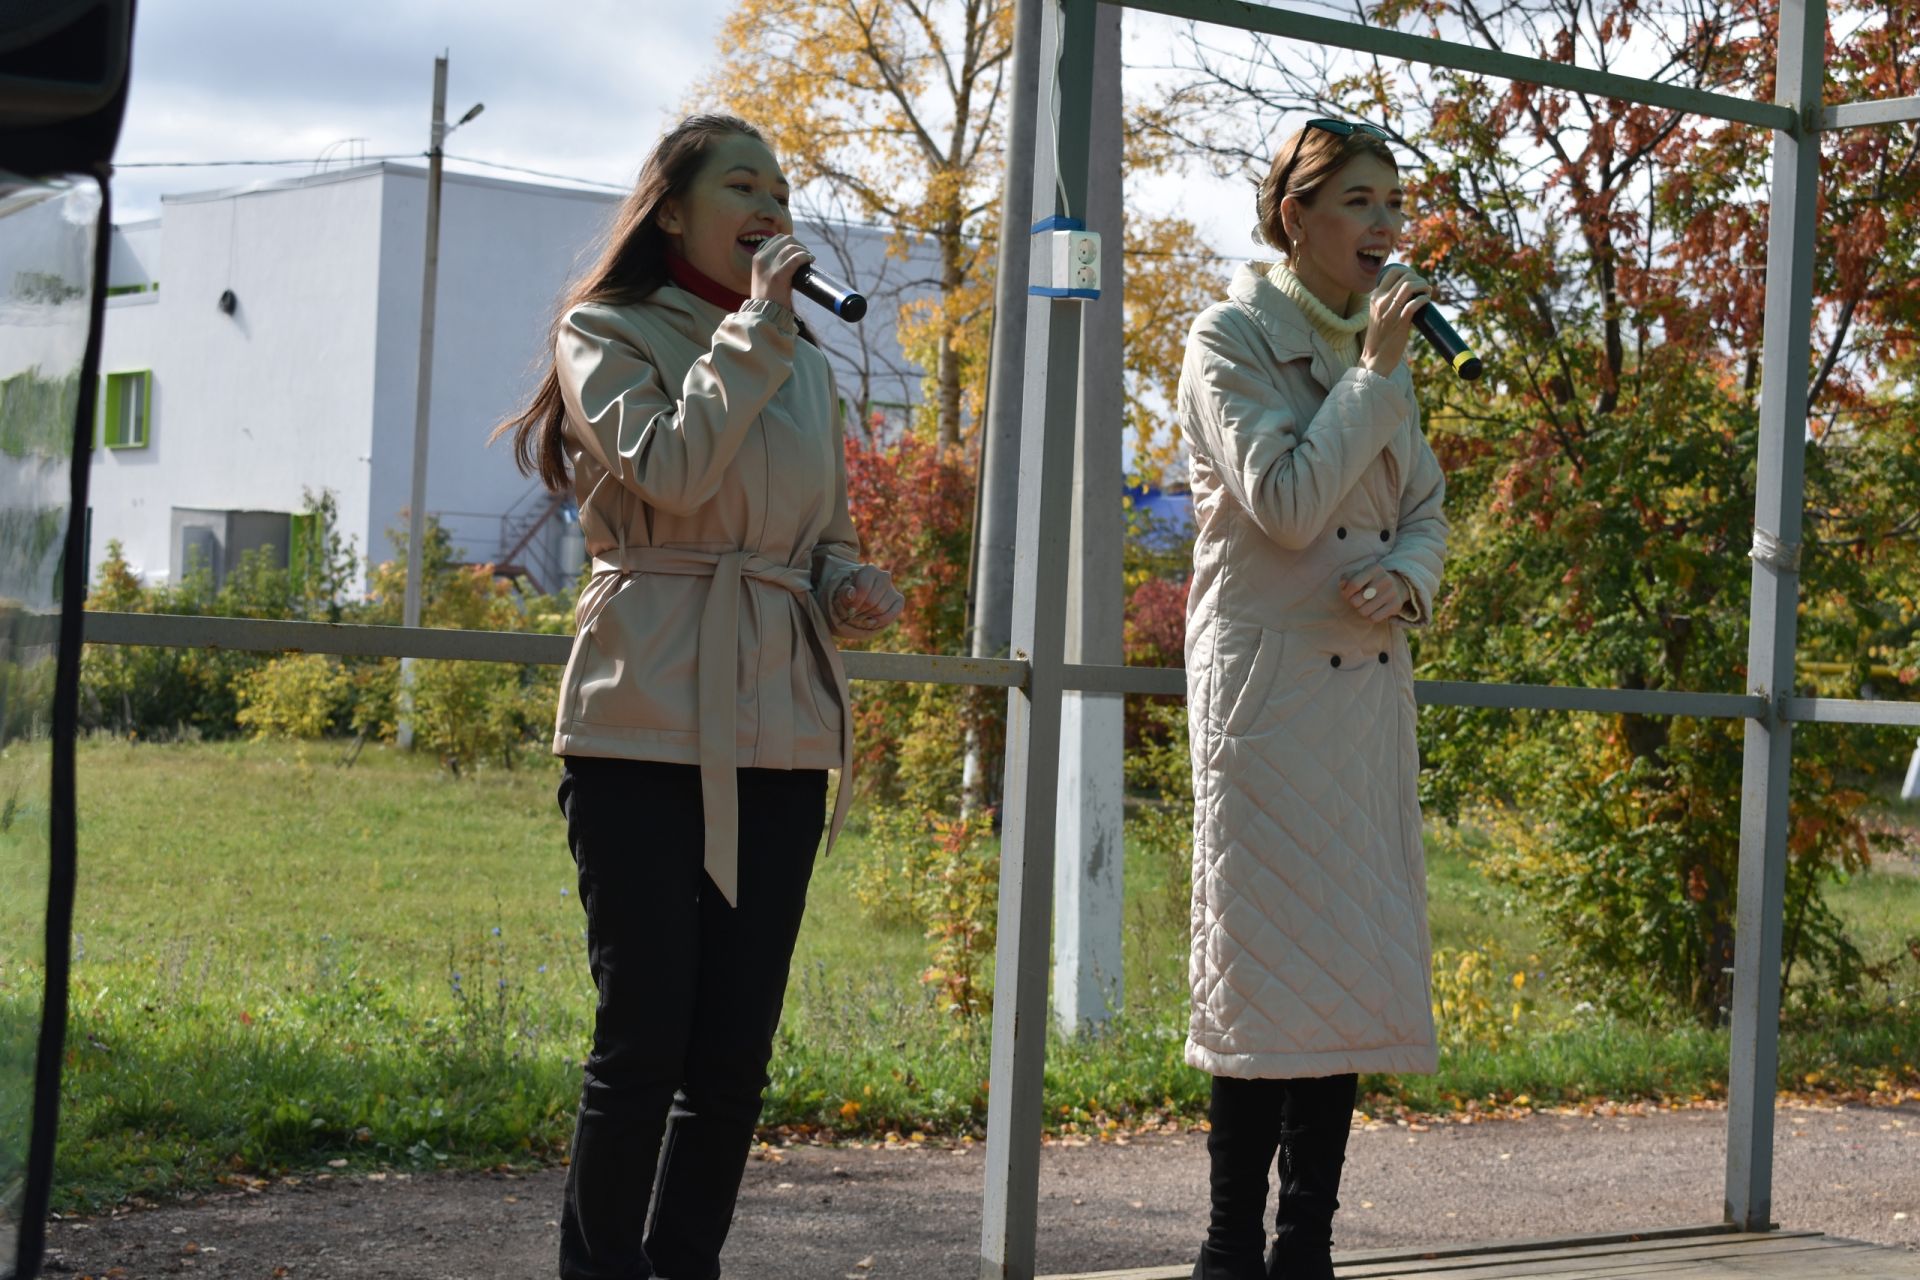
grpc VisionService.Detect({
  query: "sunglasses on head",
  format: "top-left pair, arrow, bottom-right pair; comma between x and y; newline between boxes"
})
1303,117 -> 1393,141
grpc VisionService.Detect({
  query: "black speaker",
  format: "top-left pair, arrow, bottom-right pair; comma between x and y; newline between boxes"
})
0,0 -> 134,175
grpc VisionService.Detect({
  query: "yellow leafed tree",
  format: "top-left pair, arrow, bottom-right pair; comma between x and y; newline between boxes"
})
698,0 -> 1220,477
698,0 -> 1012,449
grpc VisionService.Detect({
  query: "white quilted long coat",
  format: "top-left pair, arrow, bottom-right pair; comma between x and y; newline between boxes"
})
1178,262 -> 1449,1079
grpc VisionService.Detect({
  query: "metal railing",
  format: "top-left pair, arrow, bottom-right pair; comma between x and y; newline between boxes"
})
79,611 -> 1920,728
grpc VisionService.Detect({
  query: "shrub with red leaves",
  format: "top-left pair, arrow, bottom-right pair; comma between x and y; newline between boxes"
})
1124,575 -> 1189,669
841,425 -> 982,803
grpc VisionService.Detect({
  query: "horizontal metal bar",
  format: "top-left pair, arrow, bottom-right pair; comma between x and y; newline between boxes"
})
844,650 -> 1028,687
1782,696 -> 1920,727
1820,95 -> 1920,130
1064,662 -> 1766,719
1109,0 -> 1798,133
1415,679 -> 1767,719
79,613 -> 1819,720
79,610 -> 1028,688
84,611 -> 572,664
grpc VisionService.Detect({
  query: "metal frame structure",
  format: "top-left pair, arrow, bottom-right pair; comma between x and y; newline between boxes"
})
72,0 -> 1920,1274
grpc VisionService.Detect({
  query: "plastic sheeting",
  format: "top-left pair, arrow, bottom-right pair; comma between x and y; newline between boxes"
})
0,174 -> 100,1279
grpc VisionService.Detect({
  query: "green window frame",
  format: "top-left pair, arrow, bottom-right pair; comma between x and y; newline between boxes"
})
99,369 -> 151,449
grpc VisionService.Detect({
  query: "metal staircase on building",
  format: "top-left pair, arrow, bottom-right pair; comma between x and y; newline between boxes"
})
493,485 -> 572,594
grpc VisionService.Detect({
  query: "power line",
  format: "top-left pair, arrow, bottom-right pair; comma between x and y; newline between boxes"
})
115,154 -> 414,168
441,153 -> 628,190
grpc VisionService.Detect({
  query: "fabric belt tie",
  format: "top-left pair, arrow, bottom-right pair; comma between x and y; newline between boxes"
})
590,547 -> 855,907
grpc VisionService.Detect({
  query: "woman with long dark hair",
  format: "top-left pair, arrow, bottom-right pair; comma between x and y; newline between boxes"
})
1177,119 -> 1449,1280
495,114 -> 903,1280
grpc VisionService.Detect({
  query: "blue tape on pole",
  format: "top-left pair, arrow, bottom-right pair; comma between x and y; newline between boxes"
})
1029,285 -> 1101,300
1031,215 -> 1085,234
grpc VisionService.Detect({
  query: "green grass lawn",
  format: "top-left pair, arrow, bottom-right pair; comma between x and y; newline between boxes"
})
4,739 -> 1914,1208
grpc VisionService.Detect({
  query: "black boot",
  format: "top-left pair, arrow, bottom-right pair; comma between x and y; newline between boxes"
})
1264,1073 -> 1358,1280
1193,1075 -> 1286,1280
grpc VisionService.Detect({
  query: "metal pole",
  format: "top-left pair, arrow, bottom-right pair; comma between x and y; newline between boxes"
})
964,0 -> 1046,807
1725,0 -> 1824,1233
397,53 -> 448,750
1052,0 -> 1126,1034
979,1 -> 1097,1274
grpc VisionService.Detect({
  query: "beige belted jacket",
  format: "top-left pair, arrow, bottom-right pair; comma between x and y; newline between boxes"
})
549,285 -> 874,905
1181,261 -> 1449,1078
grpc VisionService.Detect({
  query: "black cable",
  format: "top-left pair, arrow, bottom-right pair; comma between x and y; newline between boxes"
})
16,161 -> 110,1280
115,154 -> 412,168
439,153 -> 627,190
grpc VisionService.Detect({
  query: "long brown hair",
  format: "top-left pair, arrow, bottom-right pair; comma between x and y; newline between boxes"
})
492,114 -> 767,491
1255,125 -> 1397,258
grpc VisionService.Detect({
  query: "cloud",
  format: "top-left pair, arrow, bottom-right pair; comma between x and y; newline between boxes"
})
113,0 -> 723,218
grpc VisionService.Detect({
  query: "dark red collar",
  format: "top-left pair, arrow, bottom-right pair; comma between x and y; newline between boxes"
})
665,253 -> 749,313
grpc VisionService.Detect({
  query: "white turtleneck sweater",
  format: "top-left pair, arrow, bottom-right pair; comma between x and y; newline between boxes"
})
1265,260 -> 1369,372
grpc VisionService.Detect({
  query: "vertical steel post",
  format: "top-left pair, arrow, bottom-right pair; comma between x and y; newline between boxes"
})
1725,0 -> 1824,1233
966,0 -> 1046,810
979,0 -> 1098,1274
971,0 -> 1045,668
1052,0 -> 1127,1035
398,53 -> 448,751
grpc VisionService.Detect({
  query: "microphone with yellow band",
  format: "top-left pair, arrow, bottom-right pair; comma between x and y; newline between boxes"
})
1402,268 -> 1483,381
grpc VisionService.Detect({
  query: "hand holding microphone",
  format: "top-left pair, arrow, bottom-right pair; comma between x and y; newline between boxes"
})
1364,264 -> 1482,381
750,234 -> 867,324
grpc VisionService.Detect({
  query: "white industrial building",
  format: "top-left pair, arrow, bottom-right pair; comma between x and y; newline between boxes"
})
78,161 -> 936,595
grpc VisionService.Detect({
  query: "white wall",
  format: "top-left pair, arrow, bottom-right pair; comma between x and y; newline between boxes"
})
89,170 -> 386,586
367,165 -> 616,574
106,219 -> 160,290
62,161 -> 947,596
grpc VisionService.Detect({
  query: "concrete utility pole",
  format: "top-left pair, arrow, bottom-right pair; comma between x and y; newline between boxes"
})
1050,2 -> 1126,1034
963,0 -> 1045,805
397,53 -> 481,749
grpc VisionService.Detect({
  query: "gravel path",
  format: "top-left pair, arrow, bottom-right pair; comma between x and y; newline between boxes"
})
42,1100 -> 1919,1278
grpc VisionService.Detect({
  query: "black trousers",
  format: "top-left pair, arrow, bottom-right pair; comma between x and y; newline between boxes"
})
1199,1073 -> 1359,1280
556,757 -> 826,1280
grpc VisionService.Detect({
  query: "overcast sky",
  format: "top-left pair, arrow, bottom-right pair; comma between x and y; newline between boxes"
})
109,1 -> 1259,256
112,1 -> 728,221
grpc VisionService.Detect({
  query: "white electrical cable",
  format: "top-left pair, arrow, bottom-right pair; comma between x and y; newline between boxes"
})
1050,0 -> 1070,221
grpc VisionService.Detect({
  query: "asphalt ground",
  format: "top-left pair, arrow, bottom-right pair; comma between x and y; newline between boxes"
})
40,1098 -> 1918,1278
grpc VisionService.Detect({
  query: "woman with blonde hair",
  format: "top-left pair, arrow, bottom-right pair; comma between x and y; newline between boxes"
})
1177,118 -> 1449,1280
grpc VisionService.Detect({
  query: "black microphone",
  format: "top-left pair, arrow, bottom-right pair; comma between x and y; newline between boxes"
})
1411,290 -> 1482,380
793,263 -> 867,323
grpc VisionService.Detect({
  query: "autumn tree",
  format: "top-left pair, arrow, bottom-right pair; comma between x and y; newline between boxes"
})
1154,0 -> 1920,1022
699,0 -> 1010,448
700,1 -> 1216,462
